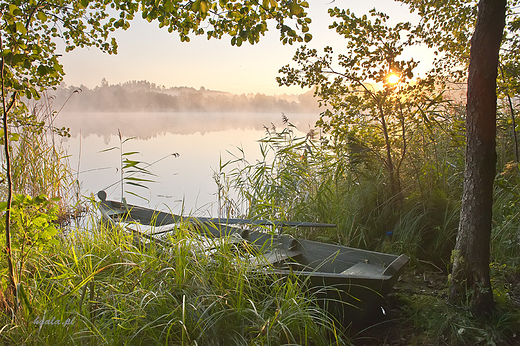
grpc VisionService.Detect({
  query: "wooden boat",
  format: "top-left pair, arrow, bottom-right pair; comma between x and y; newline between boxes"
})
97,191 -> 409,320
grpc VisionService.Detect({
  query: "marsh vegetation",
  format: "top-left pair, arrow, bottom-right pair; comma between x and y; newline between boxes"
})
2,0 -> 520,344
1,97 -> 519,344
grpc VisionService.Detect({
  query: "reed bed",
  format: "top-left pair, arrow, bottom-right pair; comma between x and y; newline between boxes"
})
222,117 -> 520,268
0,214 -> 344,345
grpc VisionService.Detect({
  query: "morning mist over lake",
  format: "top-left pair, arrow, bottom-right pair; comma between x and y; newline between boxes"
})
49,81 -> 322,215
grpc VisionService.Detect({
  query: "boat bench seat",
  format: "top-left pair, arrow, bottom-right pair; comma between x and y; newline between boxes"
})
340,262 -> 386,277
250,248 -> 302,266
106,209 -> 129,219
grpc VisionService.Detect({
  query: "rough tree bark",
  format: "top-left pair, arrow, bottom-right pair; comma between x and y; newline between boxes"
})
0,34 -> 17,305
448,0 -> 506,315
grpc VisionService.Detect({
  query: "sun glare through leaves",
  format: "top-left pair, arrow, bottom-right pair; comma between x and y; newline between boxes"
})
386,73 -> 400,85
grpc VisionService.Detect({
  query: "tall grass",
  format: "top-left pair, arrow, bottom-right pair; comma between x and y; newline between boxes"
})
5,95 -> 72,200
1,94 -> 79,227
219,116 -> 465,267
0,95 -> 79,320
492,163 -> 520,267
0,213 -> 345,345
1,99 -> 519,344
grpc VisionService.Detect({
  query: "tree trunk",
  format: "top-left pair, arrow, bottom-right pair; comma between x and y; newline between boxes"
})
0,35 -> 17,306
379,107 -> 402,201
448,0 -> 506,315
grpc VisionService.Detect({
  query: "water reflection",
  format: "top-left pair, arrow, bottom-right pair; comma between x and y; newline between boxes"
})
58,112 -> 318,216
56,112 -> 319,140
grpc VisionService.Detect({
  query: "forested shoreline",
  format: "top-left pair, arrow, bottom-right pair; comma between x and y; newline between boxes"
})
50,80 -> 319,113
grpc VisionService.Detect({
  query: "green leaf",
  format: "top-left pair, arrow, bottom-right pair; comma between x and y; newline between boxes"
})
164,0 -> 174,12
100,146 -> 119,152
122,136 -> 137,144
289,3 -> 303,16
9,133 -> 20,142
126,177 -> 155,183
9,4 -> 22,17
126,181 -> 150,189
36,11 -> 48,22
123,160 -> 140,169
15,21 -> 27,35
114,19 -> 125,28
37,65 -> 48,76
200,1 -> 209,14
11,54 -> 25,66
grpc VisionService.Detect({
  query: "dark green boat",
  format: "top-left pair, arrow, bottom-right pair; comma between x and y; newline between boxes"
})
97,190 -> 408,320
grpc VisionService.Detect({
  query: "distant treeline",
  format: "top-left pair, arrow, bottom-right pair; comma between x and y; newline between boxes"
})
50,80 -> 319,113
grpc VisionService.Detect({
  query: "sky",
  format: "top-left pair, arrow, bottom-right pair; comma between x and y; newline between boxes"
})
58,0 -> 430,95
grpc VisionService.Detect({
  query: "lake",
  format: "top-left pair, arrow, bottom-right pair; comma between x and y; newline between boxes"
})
56,112 -> 319,216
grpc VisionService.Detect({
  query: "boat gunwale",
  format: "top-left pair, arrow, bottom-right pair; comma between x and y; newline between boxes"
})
97,194 -> 409,284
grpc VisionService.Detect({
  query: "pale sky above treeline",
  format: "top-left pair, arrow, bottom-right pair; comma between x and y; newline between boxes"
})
59,0 -> 431,95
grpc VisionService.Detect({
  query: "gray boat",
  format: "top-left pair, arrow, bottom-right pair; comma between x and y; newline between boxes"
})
97,191 -> 408,320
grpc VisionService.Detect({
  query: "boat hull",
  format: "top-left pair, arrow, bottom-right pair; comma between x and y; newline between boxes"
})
98,194 -> 408,321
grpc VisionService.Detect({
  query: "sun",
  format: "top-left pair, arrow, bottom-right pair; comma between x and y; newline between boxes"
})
387,73 -> 400,85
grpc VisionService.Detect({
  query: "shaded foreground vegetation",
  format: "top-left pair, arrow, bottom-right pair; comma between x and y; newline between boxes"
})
214,114 -> 520,344
1,203 -> 519,345
0,101 -> 519,343
1,218 -> 344,345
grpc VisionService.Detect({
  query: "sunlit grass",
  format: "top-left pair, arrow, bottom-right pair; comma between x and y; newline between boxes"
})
0,211 -> 345,345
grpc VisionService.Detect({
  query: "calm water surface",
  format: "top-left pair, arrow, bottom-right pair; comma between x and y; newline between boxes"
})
58,112 -> 318,216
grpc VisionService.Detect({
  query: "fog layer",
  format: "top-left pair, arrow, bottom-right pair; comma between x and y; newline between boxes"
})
50,80 -> 321,138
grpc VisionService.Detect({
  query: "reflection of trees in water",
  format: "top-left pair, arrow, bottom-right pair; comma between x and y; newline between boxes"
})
55,112 -> 321,140
49,81 -> 321,140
